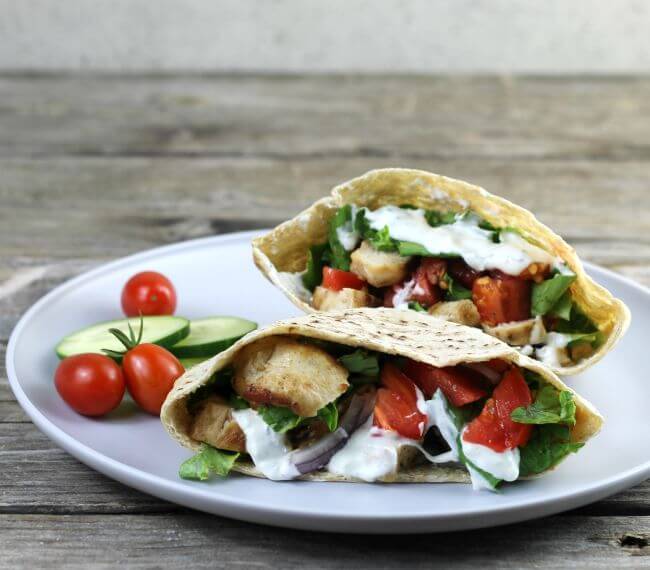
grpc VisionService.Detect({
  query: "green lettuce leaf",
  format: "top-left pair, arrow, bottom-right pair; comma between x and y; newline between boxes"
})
368,226 -> 398,252
548,290 -> 573,320
511,385 -> 577,425
328,205 -> 354,271
425,210 -> 457,227
338,349 -> 380,377
408,301 -> 428,313
179,445 -> 239,481
396,241 -> 458,258
519,424 -> 584,477
317,402 -> 339,432
302,242 -> 330,291
258,405 -> 304,433
444,273 -> 473,301
531,272 -> 577,316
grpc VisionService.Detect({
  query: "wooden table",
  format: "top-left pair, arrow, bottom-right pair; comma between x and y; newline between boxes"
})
1,75 -> 649,568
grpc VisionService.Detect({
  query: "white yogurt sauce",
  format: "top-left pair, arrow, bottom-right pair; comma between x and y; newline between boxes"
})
336,205 -> 360,251
328,389 -> 461,481
361,205 -> 555,275
535,332 -> 572,368
460,428 -> 520,490
391,277 -> 416,310
419,389 -> 460,460
232,409 -> 299,481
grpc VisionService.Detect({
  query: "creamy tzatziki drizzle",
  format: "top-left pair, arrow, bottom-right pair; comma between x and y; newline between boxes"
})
361,205 -> 556,276
232,409 -> 300,481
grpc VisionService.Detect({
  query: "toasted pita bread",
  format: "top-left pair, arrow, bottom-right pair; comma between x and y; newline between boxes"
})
162,308 -> 602,483
252,168 -> 629,375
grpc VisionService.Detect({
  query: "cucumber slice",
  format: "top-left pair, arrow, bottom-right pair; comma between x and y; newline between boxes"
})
170,316 -> 257,358
179,357 -> 209,369
56,316 -> 190,359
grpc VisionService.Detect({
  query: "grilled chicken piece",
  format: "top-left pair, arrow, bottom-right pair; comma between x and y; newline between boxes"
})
312,286 -> 375,311
350,240 -> 411,287
428,300 -> 481,327
484,316 -> 547,346
233,337 -> 349,418
190,395 -> 246,452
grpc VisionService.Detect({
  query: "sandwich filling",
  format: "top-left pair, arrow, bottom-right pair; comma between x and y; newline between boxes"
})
179,336 -> 584,491
290,205 -> 602,369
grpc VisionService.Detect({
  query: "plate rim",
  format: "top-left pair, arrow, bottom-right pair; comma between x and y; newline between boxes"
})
6,230 -> 650,533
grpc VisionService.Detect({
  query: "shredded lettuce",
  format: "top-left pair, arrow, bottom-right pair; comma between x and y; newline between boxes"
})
368,226 -> 398,252
257,405 -> 304,433
408,301 -> 428,313
548,290 -> 573,320
519,424 -> 584,477
511,385 -> 577,426
425,210 -> 457,227
338,349 -> 380,377
317,402 -> 339,432
302,242 -> 330,291
328,205 -> 354,270
179,445 -> 239,481
443,273 -> 473,301
258,402 -> 340,433
531,272 -> 577,316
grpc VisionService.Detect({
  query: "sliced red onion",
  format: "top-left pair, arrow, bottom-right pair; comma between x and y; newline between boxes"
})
290,390 -> 376,475
464,362 -> 501,384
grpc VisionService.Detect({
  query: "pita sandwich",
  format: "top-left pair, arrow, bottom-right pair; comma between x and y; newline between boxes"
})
162,308 -> 602,491
252,168 -> 629,375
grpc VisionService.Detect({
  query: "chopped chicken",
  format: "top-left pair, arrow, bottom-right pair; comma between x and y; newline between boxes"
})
312,286 -> 375,311
350,240 -> 411,287
484,316 -> 547,346
428,300 -> 481,327
233,336 -> 349,417
190,395 -> 246,453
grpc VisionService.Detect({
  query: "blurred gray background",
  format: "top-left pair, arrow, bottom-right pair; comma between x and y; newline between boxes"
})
2,0 -> 649,73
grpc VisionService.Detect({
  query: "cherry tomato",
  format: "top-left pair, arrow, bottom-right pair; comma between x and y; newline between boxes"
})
402,359 -> 488,407
121,343 -> 184,415
55,354 -> 125,416
472,273 -> 531,326
321,266 -> 366,291
373,363 -> 427,439
492,367 -> 534,448
410,264 -> 442,307
420,258 -> 447,287
463,367 -> 533,451
121,271 -> 177,317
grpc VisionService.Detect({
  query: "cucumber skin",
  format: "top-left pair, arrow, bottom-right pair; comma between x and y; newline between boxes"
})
55,319 -> 190,360
170,335 -> 246,358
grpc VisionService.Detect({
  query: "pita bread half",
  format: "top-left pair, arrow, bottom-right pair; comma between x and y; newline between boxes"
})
252,168 -> 630,375
162,308 -> 602,483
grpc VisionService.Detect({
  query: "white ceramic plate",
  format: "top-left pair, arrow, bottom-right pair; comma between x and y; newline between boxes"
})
6,231 -> 650,533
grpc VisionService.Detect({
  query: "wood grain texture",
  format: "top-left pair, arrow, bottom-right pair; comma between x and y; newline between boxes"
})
2,75 -> 650,161
0,514 -> 648,569
0,74 -> 649,567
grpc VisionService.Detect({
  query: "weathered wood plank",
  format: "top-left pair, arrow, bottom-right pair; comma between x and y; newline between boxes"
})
2,75 -> 650,161
0,513 -> 648,569
1,157 -> 649,264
